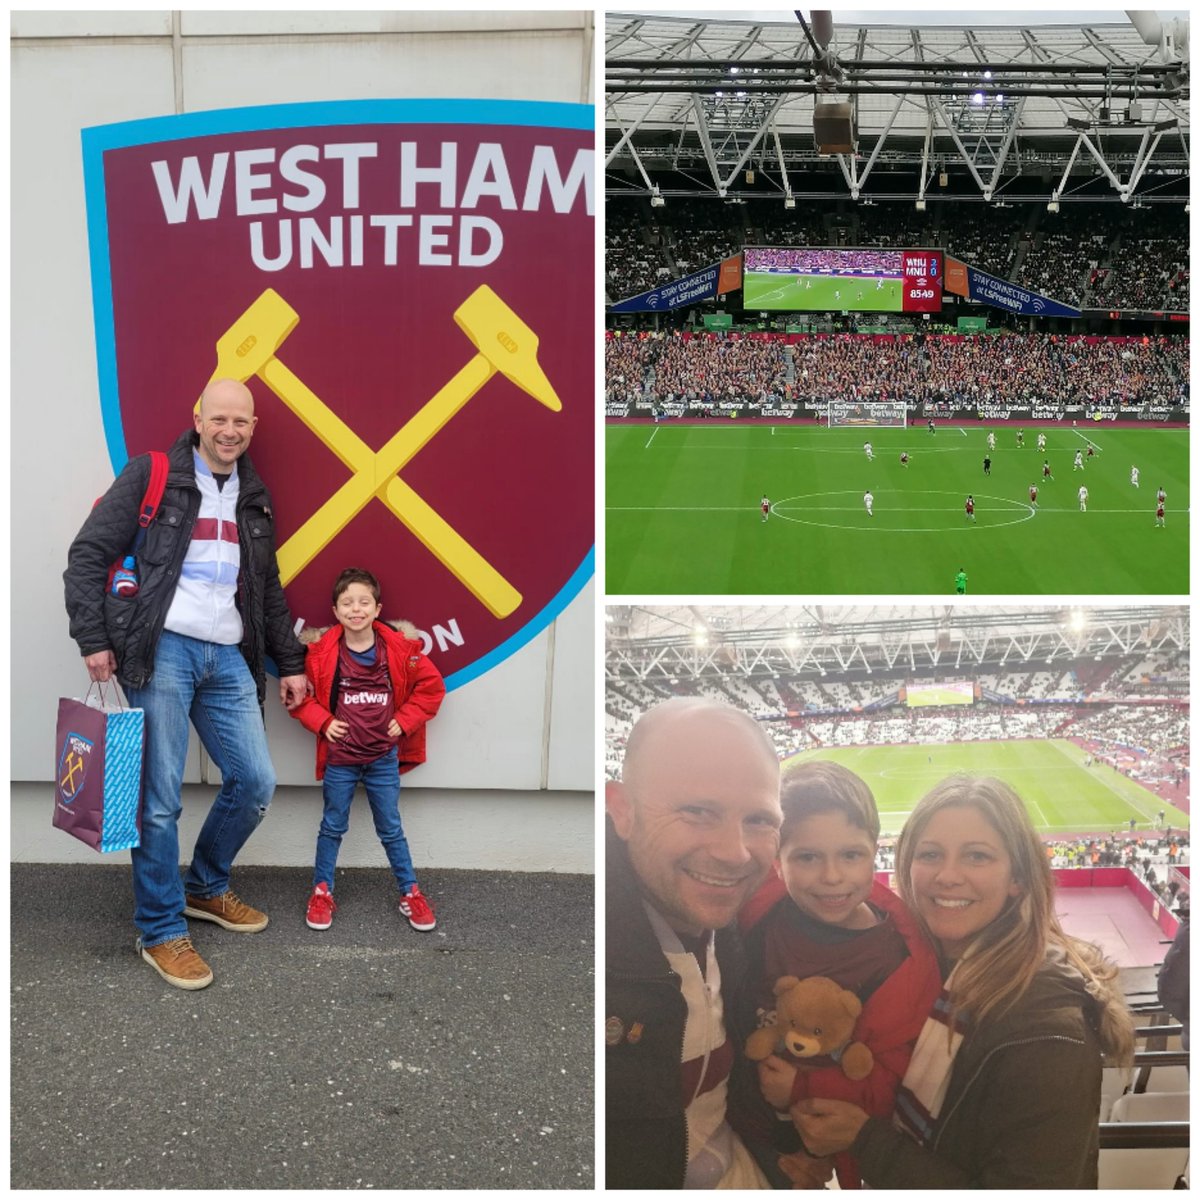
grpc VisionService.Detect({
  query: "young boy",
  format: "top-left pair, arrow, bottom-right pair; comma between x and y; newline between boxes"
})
291,568 -> 445,932
734,761 -> 941,1189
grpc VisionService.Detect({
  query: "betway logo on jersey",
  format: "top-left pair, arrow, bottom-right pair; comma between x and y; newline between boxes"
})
342,690 -> 389,706
81,99 -> 594,691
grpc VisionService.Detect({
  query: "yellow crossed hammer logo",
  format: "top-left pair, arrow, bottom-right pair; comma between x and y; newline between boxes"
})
200,287 -> 561,619
61,750 -> 85,795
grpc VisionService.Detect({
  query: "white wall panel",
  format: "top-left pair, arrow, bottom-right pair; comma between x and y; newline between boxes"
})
548,578 -> 595,791
180,31 -> 587,110
180,11 -> 588,37
11,11 -> 173,38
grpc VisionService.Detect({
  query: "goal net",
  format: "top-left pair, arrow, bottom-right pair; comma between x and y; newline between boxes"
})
827,400 -> 908,428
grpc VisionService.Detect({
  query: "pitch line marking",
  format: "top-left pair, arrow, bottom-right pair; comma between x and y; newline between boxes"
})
645,425 -> 659,449
1046,739 -> 1159,824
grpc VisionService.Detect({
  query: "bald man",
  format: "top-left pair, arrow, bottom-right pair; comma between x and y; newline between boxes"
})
65,379 -> 307,990
606,698 -> 782,1189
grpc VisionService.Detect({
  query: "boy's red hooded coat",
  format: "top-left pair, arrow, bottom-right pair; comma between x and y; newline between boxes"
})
290,620 -> 445,780
737,875 -> 944,1188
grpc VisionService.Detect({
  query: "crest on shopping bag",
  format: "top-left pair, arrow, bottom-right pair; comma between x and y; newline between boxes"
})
57,733 -> 94,803
81,99 -> 594,689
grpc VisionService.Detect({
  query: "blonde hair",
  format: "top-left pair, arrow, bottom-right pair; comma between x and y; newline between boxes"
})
779,759 -> 881,844
896,774 -> 1134,1068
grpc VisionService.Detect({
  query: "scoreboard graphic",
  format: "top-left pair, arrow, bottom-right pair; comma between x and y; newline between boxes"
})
743,246 -> 943,314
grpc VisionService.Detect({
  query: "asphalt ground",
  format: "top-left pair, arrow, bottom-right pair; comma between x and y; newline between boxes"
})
11,864 -> 594,1190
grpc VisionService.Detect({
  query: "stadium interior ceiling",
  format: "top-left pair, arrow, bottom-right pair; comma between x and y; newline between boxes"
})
605,605 -> 1189,679
606,11 -> 1190,206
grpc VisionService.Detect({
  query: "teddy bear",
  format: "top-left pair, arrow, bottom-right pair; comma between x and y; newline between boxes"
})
745,974 -> 874,1082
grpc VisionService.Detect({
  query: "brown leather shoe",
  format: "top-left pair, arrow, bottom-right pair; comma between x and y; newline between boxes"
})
184,890 -> 269,933
138,936 -> 214,990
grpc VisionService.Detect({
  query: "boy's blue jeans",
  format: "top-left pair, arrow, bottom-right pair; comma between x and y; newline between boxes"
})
125,631 -> 276,948
314,746 -> 416,892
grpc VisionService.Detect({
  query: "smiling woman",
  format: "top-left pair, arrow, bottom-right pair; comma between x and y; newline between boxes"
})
792,774 -> 1137,1189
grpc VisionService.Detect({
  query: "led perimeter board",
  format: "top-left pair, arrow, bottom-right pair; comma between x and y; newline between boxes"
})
743,246 -> 943,313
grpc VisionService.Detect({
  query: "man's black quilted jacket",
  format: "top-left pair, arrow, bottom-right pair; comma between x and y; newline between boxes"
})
64,429 -> 305,704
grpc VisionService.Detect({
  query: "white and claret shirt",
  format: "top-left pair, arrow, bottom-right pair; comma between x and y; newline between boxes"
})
643,904 -> 744,1188
163,452 -> 243,645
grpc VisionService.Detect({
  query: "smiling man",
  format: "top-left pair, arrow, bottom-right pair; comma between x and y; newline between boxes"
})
605,698 -> 782,1189
65,379 -> 308,990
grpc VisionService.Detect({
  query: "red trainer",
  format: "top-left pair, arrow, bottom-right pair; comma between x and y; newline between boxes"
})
399,885 -> 436,931
306,883 -> 336,931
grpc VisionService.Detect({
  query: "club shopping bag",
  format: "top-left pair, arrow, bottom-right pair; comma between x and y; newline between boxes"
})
53,682 -> 145,852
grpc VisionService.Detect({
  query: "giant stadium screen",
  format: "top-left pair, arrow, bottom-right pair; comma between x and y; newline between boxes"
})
903,679 -> 977,707
742,246 -> 943,313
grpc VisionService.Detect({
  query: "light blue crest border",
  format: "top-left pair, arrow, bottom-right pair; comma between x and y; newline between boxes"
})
81,98 -> 594,693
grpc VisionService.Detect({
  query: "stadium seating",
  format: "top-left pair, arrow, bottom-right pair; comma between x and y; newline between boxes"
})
605,329 -> 1186,417
607,197 -> 1188,313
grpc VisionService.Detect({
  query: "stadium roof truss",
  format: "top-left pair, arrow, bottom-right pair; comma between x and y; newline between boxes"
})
606,12 -> 1190,204
604,606 -> 1188,680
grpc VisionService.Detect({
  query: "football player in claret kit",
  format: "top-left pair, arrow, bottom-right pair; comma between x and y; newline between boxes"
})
1042,460 -> 1053,481
1156,498 -> 1165,527
1157,486 -> 1166,505
900,451 -> 909,467
965,494 -> 976,523
761,494 -> 771,522
1029,484 -> 1038,509
1087,443 -> 1096,460
1078,485 -> 1088,512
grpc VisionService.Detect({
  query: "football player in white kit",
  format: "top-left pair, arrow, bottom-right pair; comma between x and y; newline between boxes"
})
1131,466 -> 1140,488
1078,485 -> 1089,512
864,490 -> 874,517
864,441 -> 874,461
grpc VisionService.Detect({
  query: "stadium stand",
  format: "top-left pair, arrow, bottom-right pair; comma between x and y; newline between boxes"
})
607,198 -> 1188,316
605,328 -> 1187,418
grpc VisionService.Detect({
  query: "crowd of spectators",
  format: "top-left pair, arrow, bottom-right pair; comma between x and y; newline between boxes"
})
605,329 -> 794,409
1084,208 -> 1191,311
606,661 -> 1185,727
605,328 -> 1188,413
607,196 -> 1187,312
745,246 -> 904,274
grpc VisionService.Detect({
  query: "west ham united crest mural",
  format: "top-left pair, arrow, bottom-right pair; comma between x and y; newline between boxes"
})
82,98 -> 594,689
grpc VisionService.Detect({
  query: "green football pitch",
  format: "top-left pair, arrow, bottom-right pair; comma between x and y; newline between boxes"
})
783,739 -> 1189,839
742,271 -> 903,312
606,423 -> 1188,594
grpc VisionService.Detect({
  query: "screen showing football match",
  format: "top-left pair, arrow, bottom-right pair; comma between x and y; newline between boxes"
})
904,679 -> 976,707
742,246 -> 943,313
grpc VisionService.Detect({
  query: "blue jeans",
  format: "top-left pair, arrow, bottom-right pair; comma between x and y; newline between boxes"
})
314,747 -> 416,892
125,631 -> 276,947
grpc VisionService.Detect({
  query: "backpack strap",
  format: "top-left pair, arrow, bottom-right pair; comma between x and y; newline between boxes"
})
128,450 -> 169,555
137,450 -> 169,528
